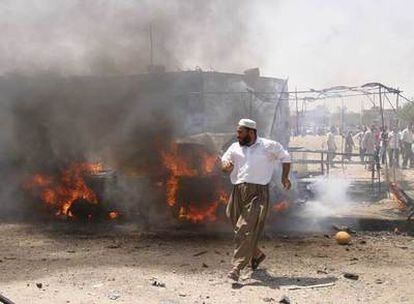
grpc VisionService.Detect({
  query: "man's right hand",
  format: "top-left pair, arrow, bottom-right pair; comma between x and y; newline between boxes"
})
221,161 -> 234,173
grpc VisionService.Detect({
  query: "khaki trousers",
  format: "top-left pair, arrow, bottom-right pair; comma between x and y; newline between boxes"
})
226,183 -> 269,270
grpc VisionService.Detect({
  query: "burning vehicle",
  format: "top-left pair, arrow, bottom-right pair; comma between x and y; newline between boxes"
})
0,68 -> 290,225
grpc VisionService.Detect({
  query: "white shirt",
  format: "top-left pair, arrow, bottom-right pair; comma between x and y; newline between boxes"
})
388,131 -> 400,149
221,137 -> 291,185
401,128 -> 413,144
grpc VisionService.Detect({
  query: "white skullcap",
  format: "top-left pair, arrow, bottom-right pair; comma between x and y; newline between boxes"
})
238,118 -> 257,130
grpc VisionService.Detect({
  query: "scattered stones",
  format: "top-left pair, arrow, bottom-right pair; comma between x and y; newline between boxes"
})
202,263 -> 209,268
36,282 -> 43,289
263,297 -> 275,302
108,291 -> 121,300
359,240 -> 367,245
317,269 -> 328,274
151,280 -> 166,288
343,272 -> 359,280
178,293 -> 187,297
279,295 -> 291,304
375,279 -> 384,284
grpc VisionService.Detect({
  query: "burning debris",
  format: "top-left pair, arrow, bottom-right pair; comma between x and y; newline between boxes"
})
161,142 -> 229,223
24,162 -> 119,221
388,182 -> 414,220
272,200 -> 290,213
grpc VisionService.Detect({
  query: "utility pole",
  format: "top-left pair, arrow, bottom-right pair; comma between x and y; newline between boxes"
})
295,87 -> 299,136
149,23 -> 154,67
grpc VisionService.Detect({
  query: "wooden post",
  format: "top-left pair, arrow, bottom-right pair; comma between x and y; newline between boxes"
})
378,86 -> 387,190
326,151 -> 330,175
295,88 -> 299,136
149,23 -> 153,66
321,151 -> 325,175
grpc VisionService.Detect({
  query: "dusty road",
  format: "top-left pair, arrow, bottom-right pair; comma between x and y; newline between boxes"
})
0,223 -> 413,304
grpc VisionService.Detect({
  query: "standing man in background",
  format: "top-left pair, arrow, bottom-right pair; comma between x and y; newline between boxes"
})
221,119 -> 291,281
326,126 -> 337,167
401,123 -> 414,169
388,126 -> 400,167
362,125 -> 376,170
344,130 -> 355,161
355,126 -> 367,162
379,126 -> 388,165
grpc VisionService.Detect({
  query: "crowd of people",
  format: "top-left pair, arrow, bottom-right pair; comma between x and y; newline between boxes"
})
325,123 -> 414,169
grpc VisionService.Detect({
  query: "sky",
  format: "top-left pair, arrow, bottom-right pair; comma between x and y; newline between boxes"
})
250,0 -> 414,100
1,0 -> 413,101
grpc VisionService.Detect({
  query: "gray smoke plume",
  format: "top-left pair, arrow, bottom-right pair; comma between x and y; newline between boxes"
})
0,0 -> 259,76
0,0 -> 267,222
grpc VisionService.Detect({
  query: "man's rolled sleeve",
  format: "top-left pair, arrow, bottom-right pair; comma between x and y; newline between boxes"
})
271,141 -> 291,163
221,144 -> 234,164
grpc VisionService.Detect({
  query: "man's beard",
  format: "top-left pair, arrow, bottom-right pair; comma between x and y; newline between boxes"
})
238,134 -> 252,146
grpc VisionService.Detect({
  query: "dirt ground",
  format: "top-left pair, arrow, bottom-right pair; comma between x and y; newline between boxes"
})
2,135 -> 414,304
0,223 -> 413,304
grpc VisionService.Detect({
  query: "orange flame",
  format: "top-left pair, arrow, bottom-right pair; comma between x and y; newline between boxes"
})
26,162 -> 112,218
273,200 -> 289,213
161,143 -> 227,223
108,211 -> 120,220
389,182 -> 410,210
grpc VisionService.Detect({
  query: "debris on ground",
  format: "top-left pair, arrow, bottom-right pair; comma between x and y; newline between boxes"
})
335,231 -> 352,245
151,280 -> 166,288
193,250 -> 208,257
0,293 -> 16,304
343,272 -> 359,280
332,224 -> 356,234
285,282 -> 336,290
108,291 -> 121,300
279,295 -> 291,304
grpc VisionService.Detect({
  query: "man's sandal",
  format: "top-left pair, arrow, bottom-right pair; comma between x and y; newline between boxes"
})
250,252 -> 266,270
227,267 -> 240,281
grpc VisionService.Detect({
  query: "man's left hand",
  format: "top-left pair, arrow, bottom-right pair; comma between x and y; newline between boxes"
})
282,177 -> 291,190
